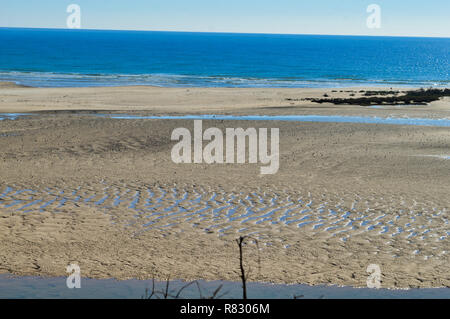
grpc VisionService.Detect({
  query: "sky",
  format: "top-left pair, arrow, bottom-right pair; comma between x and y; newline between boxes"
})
1,0 -> 449,37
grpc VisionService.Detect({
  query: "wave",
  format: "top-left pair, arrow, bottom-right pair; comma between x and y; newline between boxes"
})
0,71 -> 448,88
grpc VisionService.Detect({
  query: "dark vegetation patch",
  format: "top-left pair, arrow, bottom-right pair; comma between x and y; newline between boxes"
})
287,88 -> 450,106
363,90 -> 400,96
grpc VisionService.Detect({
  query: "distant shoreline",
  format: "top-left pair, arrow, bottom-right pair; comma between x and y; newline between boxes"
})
1,26 -> 450,39
1,81 -> 448,114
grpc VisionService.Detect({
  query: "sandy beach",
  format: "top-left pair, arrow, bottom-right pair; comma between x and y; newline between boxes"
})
0,83 -> 449,288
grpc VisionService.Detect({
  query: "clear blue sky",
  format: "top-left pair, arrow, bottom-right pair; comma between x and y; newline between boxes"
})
1,0 -> 449,37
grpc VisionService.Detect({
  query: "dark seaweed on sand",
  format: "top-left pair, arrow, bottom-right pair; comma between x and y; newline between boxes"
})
293,88 -> 450,106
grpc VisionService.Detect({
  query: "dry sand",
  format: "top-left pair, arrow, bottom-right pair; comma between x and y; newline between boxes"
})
0,83 -> 449,288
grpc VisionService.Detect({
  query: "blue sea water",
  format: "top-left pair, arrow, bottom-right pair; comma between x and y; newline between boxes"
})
0,28 -> 449,88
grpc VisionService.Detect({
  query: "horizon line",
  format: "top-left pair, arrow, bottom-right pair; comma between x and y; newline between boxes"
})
1,26 -> 449,39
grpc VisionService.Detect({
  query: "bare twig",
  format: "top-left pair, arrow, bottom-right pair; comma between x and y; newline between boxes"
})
164,276 -> 170,299
236,235 -> 261,299
237,236 -> 248,299
210,284 -> 224,299
174,280 -> 198,299
194,280 -> 204,299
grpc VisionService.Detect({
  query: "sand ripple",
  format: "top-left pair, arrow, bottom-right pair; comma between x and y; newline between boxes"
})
1,182 -> 448,262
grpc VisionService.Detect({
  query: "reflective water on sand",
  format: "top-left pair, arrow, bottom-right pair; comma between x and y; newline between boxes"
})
93,114 -> 450,127
2,113 -> 450,127
1,184 -> 448,259
0,113 -> 32,121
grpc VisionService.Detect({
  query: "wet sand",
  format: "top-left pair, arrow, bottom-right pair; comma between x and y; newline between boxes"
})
0,83 -> 449,288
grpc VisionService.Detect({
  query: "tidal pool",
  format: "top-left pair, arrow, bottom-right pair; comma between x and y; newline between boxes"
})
2,113 -> 450,127
93,114 -> 450,127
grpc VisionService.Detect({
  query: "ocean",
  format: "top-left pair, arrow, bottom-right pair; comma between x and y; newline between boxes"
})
0,28 -> 449,88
